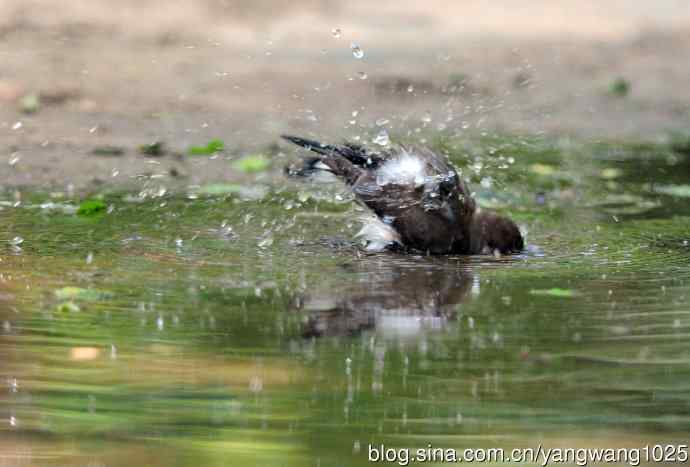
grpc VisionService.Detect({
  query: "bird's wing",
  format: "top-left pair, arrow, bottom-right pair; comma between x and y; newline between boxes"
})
410,145 -> 476,217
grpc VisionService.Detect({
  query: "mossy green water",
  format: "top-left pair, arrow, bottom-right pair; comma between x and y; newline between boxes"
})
1,136 -> 689,466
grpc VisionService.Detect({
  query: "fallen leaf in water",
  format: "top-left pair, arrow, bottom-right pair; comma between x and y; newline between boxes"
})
70,347 -> 100,361
529,288 -> 576,298
529,163 -> 558,176
77,199 -> 106,216
655,185 -> 690,198
55,287 -> 111,301
56,301 -> 81,313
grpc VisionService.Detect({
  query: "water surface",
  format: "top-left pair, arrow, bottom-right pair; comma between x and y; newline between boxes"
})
1,137 -> 689,466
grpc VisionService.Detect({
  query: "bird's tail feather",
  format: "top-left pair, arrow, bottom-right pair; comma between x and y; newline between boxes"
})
281,134 -> 363,184
281,135 -> 339,156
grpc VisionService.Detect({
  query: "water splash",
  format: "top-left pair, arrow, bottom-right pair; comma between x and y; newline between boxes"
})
372,129 -> 390,146
351,43 -> 364,59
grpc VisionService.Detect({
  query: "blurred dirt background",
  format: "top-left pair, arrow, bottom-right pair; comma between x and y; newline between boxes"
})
2,0 -> 690,190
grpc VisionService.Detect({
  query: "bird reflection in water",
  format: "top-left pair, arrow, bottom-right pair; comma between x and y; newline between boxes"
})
292,258 -> 475,338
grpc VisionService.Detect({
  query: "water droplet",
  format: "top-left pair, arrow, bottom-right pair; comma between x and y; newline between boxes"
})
351,110 -> 359,117
12,122 -> 22,130
375,118 -> 389,127
331,28 -> 342,39
372,129 -> 390,146
421,111 -> 432,123
86,252 -> 94,264
357,71 -> 368,80
156,315 -> 164,331
351,43 -> 364,59
9,236 -> 23,246
9,416 -> 17,427
407,84 -> 414,93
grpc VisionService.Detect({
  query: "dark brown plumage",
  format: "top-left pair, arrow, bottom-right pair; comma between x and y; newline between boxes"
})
282,135 -> 524,255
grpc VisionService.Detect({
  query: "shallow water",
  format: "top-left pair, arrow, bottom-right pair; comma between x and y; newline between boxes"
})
1,137 -> 689,466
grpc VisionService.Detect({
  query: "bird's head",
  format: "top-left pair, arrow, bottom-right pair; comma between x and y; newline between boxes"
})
470,211 -> 524,254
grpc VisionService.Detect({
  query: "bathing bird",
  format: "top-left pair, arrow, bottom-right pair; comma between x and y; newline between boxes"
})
282,135 -> 523,255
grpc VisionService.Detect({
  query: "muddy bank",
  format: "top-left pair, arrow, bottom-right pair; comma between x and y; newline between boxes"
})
1,0 -> 690,190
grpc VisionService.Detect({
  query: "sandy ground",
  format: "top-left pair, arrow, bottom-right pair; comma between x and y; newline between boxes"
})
1,0 -> 690,191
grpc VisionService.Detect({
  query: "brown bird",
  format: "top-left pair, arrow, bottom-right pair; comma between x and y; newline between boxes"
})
282,135 -> 523,255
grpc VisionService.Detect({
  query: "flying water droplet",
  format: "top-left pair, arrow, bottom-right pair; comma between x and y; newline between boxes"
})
375,118 -> 389,127
407,84 -> 414,93
372,129 -> 390,146
9,237 -> 23,246
421,111 -> 432,123
351,43 -> 364,59
331,28 -> 342,39
357,71 -> 368,80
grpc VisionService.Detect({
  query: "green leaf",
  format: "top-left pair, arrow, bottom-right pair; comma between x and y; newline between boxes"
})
139,141 -> 165,156
20,93 -> 40,114
529,288 -> 576,298
655,185 -> 690,198
232,154 -> 271,173
91,146 -> 125,156
196,184 -> 242,195
54,287 -> 112,301
609,78 -> 630,97
77,200 -> 106,216
600,168 -> 622,179
529,163 -> 557,176
188,139 -> 225,155
56,301 -> 81,313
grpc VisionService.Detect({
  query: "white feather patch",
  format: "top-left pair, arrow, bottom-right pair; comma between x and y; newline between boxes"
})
376,150 -> 427,186
355,216 -> 401,252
